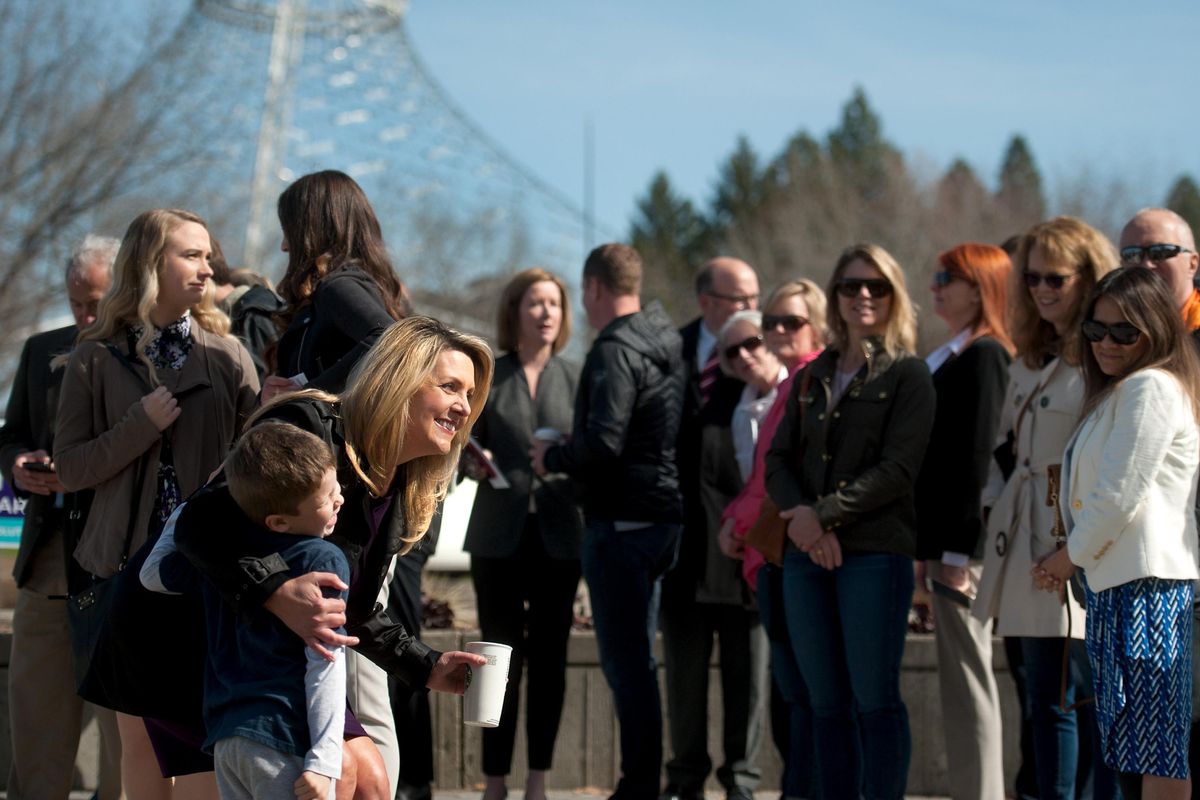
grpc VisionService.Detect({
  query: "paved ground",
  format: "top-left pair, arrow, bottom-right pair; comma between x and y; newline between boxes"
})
8,791 -> 952,800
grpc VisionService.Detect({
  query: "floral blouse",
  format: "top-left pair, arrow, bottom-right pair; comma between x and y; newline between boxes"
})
131,313 -> 193,524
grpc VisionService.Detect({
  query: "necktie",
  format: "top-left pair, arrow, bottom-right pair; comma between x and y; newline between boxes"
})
699,347 -> 720,407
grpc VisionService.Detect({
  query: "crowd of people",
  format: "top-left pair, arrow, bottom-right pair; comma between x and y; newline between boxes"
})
2,165 -> 1200,800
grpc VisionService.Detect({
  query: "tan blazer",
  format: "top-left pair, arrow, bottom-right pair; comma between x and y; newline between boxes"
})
973,356 -> 1087,638
55,326 -> 259,577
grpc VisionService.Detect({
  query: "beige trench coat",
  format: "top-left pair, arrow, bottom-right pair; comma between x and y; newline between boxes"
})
55,327 -> 259,577
973,356 -> 1087,639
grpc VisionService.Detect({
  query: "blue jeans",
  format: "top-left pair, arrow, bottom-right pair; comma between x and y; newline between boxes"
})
783,550 -> 913,800
1019,636 -> 1119,800
582,519 -> 680,800
757,563 -> 817,798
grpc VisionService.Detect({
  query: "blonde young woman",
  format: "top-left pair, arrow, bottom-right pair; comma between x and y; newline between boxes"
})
54,209 -> 260,800
764,245 -> 935,799
973,216 -> 1119,800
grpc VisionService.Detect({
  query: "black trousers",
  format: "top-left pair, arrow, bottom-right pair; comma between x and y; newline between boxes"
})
470,516 -> 582,776
388,545 -> 434,789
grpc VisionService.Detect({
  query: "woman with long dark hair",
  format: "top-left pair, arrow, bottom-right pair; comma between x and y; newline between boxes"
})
1036,267 -> 1200,800
262,169 -> 408,400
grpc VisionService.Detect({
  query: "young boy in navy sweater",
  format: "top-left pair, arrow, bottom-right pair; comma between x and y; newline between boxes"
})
144,422 -> 347,799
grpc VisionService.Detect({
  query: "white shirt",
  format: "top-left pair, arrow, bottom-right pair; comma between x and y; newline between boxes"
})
924,327 -> 972,375
730,366 -> 790,481
696,323 -> 718,372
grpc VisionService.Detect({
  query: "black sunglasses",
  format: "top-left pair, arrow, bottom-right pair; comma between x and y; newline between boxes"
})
835,278 -> 893,299
1023,270 -> 1076,289
933,270 -> 957,288
1081,319 -> 1142,346
1119,244 -> 1194,265
723,335 -> 764,360
762,314 -> 809,332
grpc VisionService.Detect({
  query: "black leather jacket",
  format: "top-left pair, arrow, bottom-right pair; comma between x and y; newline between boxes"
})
544,301 -> 686,523
275,266 -> 396,393
764,338 -> 935,557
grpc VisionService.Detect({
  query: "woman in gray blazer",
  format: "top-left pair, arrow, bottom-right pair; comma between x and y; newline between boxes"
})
465,268 -> 583,800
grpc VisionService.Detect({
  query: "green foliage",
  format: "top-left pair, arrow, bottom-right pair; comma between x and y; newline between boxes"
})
1166,174 -> 1200,235
995,135 -> 1045,227
629,170 -> 712,321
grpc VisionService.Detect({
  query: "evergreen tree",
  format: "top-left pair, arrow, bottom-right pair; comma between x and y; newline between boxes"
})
710,135 -> 767,231
826,86 -> 901,202
995,135 -> 1045,226
630,170 -> 710,317
937,159 -> 988,212
1166,174 -> 1200,235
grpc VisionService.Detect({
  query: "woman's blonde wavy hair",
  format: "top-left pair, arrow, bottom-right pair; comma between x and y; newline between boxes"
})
826,244 -> 918,356
70,209 -> 229,383
256,317 -> 494,552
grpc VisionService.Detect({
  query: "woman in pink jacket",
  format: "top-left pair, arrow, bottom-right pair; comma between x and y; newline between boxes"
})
717,279 -> 825,800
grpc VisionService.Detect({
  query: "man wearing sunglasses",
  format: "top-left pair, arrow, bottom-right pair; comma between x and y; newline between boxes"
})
1121,207 -> 1200,795
1119,208 -> 1199,329
662,257 -> 766,800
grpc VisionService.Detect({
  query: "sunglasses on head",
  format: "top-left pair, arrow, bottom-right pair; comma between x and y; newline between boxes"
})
723,335 -> 764,361
1023,270 -> 1076,289
762,314 -> 809,332
1081,319 -> 1142,346
1119,243 -> 1194,265
835,278 -> 893,299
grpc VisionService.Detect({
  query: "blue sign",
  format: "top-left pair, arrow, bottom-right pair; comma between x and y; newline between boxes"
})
0,473 -> 24,550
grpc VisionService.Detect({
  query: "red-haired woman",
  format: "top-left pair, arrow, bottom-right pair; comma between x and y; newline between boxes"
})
913,243 -> 1014,800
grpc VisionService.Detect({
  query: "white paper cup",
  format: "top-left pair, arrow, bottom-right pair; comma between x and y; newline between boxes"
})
463,641 -> 513,728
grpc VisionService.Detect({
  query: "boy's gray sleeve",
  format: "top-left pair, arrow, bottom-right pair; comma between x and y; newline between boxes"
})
303,643 -> 345,778
141,504 -> 195,594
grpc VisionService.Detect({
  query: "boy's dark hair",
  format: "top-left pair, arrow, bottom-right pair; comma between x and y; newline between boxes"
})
227,422 -> 336,524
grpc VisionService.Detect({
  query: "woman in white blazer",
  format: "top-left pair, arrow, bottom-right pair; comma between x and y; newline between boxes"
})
974,217 -> 1118,800
1037,267 -> 1200,800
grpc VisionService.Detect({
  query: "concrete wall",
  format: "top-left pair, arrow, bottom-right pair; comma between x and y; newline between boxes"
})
0,629 -> 1026,796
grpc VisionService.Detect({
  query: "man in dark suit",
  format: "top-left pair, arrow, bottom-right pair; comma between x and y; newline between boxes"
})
0,235 -> 122,799
661,257 -> 767,800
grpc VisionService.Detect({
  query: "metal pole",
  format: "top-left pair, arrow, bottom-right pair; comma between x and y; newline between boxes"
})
243,0 -> 305,271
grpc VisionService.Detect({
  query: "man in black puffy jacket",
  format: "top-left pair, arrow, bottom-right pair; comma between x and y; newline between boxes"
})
533,243 -> 686,800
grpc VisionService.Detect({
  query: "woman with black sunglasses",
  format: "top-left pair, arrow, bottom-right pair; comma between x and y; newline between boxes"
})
974,216 -> 1119,800
764,244 -> 934,799
1034,267 -> 1200,800
911,243 -> 1014,799
717,280 -> 826,800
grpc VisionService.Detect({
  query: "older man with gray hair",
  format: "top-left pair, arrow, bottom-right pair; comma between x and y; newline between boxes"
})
0,234 -> 122,799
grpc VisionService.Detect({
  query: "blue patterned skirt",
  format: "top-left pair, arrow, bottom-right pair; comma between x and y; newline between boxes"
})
1083,576 -> 1194,778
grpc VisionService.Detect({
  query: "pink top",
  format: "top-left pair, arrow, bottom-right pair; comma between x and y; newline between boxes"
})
723,350 -> 822,587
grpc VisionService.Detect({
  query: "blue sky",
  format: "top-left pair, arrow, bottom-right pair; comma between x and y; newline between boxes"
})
404,1 -> 1200,235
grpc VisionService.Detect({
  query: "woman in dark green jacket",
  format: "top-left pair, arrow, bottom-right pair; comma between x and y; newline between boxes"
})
764,243 -> 935,800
